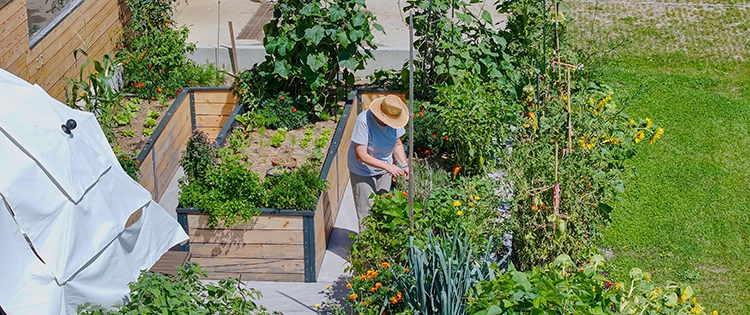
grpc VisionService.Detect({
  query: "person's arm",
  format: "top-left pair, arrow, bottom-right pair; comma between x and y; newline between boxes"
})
392,137 -> 409,180
354,143 -> 404,177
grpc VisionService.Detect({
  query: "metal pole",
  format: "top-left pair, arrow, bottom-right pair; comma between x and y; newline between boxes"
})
408,13 -> 415,229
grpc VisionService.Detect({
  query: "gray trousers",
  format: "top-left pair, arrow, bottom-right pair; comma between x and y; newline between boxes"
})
349,171 -> 392,232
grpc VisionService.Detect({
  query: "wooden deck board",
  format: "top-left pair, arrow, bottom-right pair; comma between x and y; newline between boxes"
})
150,251 -> 191,276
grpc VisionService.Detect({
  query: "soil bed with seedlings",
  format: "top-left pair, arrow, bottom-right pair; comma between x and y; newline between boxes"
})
112,97 -> 174,154
226,119 -> 338,179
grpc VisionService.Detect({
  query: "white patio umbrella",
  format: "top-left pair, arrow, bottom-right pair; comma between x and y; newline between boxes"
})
0,68 -> 188,315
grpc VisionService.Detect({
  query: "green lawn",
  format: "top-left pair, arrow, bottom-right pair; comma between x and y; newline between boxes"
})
567,1 -> 750,313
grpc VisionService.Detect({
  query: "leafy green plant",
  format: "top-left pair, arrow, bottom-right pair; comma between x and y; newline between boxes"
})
402,0 -> 519,100
178,157 -> 264,228
144,117 -> 157,128
432,74 -> 520,175
77,262 -> 277,315
119,0 -> 223,99
65,48 -> 125,144
340,261 -> 409,315
467,255 -> 714,315
257,93 -> 308,130
264,162 -> 327,210
314,129 -> 332,149
180,130 -> 217,183
505,82 -> 662,270
300,126 -> 314,148
147,109 -> 160,119
117,152 -> 139,181
403,101 -> 449,158
233,0 -> 382,118
142,128 -> 154,137
121,129 -> 135,137
270,128 -> 288,148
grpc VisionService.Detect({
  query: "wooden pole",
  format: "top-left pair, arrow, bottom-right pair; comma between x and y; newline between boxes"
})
228,21 -> 239,75
554,0 -> 561,82
567,68 -> 572,151
408,13 -> 415,229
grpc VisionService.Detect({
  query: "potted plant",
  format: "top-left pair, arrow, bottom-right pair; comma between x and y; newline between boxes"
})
271,155 -> 297,168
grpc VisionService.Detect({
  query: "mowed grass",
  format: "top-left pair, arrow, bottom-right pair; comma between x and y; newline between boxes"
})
567,1 -> 750,313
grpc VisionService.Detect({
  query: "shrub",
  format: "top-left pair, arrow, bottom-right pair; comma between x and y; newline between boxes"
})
339,261 -> 409,315
403,101 -> 449,158
77,262 -> 277,315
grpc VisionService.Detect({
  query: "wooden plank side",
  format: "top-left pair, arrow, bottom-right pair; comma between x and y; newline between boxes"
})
0,0 -> 25,24
201,127 -> 224,141
150,251 -> 190,275
192,91 -> 238,105
194,103 -> 237,116
27,0 -> 119,84
195,114 -> 228,129
202,272 -> 304,282
189,229 -> 304,245
0,4 -> 27,62
314,201 -> 326,274
192,257 -> 305,274
154,118 -> 192,195
360,92 -> 407,112
190,243 -> 304,259
137,150 -> 156,198
188,213 -> 304,230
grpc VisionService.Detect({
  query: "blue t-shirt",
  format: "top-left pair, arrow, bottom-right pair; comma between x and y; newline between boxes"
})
348,110 -> 405,177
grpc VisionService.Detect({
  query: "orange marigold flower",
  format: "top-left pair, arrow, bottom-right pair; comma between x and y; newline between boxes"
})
375,282 -> 382,288
349,293 -> 358,300
404,268 -> 409,273
346,283 -> 352,289
370,287 -> 376,293
401,191 -> 408,197
381,262 -> 390,268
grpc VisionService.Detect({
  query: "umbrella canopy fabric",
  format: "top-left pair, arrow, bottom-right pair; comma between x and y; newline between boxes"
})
0,68 -> 188,315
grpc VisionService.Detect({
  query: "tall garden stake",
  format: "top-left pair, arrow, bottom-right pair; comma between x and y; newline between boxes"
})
408,12 -> 415,229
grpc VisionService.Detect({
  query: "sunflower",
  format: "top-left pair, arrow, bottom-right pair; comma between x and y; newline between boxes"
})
649,127 -> 664,144
634,130 -> 646,144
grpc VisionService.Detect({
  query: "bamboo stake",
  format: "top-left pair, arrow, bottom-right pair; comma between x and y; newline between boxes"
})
554,0 -> 561,82
567,68 -> 572,151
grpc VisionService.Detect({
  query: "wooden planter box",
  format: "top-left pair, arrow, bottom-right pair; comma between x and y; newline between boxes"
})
142,88 -> 405,282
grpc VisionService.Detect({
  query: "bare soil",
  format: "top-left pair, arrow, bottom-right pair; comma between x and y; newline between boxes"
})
112,97 -> 174,154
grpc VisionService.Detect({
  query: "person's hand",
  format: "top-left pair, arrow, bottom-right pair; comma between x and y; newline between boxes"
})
402,166 -> 410,181
384,164 -> 405,178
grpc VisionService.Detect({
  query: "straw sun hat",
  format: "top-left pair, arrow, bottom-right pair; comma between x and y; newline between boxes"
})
369,95 -> 409,129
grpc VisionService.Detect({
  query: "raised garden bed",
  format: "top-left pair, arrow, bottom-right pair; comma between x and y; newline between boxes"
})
139,88 -> 405,282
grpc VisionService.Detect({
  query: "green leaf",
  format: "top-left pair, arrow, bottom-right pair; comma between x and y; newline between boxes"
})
329,6 -> 345,21
273,60 -> 290,78
486,305 -> 502,315
337,31 -> 351,47
300,3 -> 319,16
349,29 -> 364,42
304,26 -> 325,45
306,53 -> 326,72
481,10 -> 493,24
353,12 -> 367,27
373,23 -> 384,32
456,12 -> 472,23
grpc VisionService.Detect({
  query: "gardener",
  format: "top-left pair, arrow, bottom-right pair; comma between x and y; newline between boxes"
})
348,95 -> 410,231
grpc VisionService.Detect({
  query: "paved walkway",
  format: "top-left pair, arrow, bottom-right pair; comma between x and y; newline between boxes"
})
159,167 -> 356,314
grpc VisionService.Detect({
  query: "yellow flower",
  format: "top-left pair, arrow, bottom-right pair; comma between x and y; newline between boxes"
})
469,202 -> 475,207
603,137 -> 620,145
629,119 -> 635,129
579,136 -> 596,150
608,90 -> 614,96
453,201 -> 462,207
634,130 -> 645,144
588,98 -> 595,104
592,286 -> 596,292
314,303 -> 321,309
690,297 -> 704,314
650,287 -> 662,300
645,118 -> 652,129
711,311 -> 719,315
650,127 -> 664,145
325,285 -> 332,290
473,195 -> 481,201
456,210 -> 464,216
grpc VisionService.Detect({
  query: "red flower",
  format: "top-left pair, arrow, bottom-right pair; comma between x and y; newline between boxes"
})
280,95 -> 285,101
157,87 -> 162,93
432,133 -> 437,138
292,107 -> 297,113
444,135 -> 450,141
424,149 -> 430,154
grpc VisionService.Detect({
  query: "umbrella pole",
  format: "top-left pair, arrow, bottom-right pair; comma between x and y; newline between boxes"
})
408,12 -> 415,229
